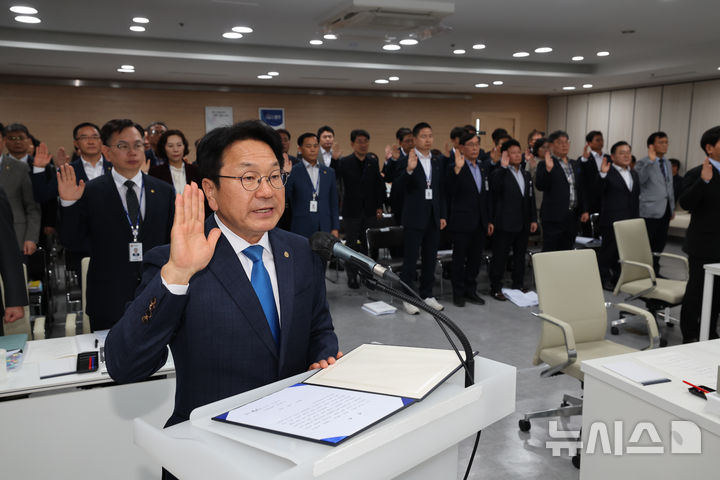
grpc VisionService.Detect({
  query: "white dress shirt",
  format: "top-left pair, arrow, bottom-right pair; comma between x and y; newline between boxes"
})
81,156 -> 106,181
162,214 -> 282,325
414,148 -> 432,183
169,163 -> 187,194
581,150 -> 605,171
320,148 -> 333,168
509,165 -> 525,195
302,158 -> 320,194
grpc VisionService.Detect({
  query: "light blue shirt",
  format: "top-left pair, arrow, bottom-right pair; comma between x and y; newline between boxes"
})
465,159 -> 482,192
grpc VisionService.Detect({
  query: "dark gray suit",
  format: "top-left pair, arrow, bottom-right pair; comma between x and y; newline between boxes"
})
0,186 -> 28,329
635,156 -> 674,272
0,155 -> 40,249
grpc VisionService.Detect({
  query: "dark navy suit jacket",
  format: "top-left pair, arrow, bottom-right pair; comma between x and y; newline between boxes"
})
535,157 -> 588,222
598,167 -> 640,227
395,153 -> 447,230
490,166 -> 537,233
70,156 -> 112,184
105,221 -> 339,426
285,161 -> 340,238
445,161 -> 490,233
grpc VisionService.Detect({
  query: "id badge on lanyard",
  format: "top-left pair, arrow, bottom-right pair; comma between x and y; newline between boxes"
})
425,181 -> 433,200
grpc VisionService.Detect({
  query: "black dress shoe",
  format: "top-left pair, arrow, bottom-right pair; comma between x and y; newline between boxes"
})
453,296 -> 466,307
601,279 -> 615,291
490,291 -> 507,301
513,286 -> 530,293
464,292 -> 486,305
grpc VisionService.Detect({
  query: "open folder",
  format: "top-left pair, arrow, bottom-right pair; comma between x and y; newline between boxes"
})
213,344 -> 466,446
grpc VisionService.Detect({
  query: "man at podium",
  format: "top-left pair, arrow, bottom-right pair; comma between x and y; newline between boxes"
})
106,121 -> 341,431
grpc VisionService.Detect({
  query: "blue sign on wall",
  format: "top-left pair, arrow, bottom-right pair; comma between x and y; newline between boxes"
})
259,108 -> 285,128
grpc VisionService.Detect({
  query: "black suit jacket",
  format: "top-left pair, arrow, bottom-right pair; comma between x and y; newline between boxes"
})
598,167 -> 640,227
148,162 -> 202,191
679,164 -> 720,258
336,153 -> 385,218
69,157 -> 112,184
489,166 -> 537,232
579,153 -> 611,214
27,156 -> 59,230
445,160 -> 491,232
60,173 -> 174,330
396,153 -> 447,230
0,186 -> 27,308
535,157 -> 588,223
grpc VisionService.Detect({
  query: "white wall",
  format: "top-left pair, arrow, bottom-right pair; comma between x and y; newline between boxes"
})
547,79 -> 720,173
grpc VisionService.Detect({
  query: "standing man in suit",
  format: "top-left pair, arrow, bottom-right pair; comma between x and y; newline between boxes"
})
0,126 -> 40,255
57,119 -> 175,331
670,158 -> 684,205
335,129 -> 385,288
679,126 -> 720,342
535,130 -> 589,251
383,127 -> 413,223
0,186 -> 28,331
317,125 -> 341,170
105,121 -> 340,461
285,133 -> 340,239
69,122 -> 112,183
635,131 -> 674,275
579,131 -> 610,236
488,139 -> 538,300
396,122 -> 447,313
277,129 -> 298,165
597,141 -> 640,290
446,132 -> 491,307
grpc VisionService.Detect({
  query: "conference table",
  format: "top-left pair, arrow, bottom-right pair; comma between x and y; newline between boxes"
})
700,262 -> 720,341
0,334 -> 175,479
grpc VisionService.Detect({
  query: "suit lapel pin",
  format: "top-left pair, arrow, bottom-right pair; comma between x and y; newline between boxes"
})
150,189 -> 155,193
284,251 -> 289,258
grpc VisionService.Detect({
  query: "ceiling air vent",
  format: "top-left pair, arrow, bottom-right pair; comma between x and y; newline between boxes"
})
320,0 -> 454,34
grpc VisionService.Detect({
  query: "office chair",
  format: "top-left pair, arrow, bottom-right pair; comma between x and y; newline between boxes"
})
612,218 -> 688,346
519,249 -> 659,467
65,257 -> 91,336
1,265 -> 46,339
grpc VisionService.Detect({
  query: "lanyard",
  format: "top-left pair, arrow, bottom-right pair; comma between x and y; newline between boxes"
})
122,177 -> 144,242
308,166 -> 320,199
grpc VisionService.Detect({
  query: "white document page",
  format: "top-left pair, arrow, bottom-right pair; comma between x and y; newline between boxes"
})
217,383 -> 409,444
38,357 -> 76,379
637,351 -> 719,389
603,360 -> 670,386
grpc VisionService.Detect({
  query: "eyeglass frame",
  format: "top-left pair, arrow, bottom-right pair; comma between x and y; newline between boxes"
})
109,141 -> 146,153
75,135 -> 101,142
6,135 -> 29,142
216,169 -> 290,191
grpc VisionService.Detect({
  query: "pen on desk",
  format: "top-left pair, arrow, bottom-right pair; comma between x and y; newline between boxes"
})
95,339 -> 98,348
682,380 -> 709,394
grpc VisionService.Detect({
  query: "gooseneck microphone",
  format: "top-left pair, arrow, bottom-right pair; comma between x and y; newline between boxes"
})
309,231 -> 401,283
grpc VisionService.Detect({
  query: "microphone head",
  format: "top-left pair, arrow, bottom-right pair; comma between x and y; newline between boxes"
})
309,231 -> 339,262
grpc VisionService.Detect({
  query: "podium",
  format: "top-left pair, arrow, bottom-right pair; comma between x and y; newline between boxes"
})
134,355 -> 516,479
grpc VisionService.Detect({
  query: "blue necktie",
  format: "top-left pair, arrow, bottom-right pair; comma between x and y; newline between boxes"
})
243,245 -> 280,347
658,157 -> 667,181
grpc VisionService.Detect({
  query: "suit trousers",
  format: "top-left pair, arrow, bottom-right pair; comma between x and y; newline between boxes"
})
451,228 -> 486,297
489,229 -> 529,293
598,226 -> 620,283
541,209 -> 578,252
680,255 -> 720,342
343,215 -> 378,280
643,203 -> 671,274
401,220 -> 440,299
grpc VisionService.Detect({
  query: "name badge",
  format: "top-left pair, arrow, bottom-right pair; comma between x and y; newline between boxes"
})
129,242 -> 143,262
425,188 -> 433,200
309,200 -> 318,212
485,179 -> 490,191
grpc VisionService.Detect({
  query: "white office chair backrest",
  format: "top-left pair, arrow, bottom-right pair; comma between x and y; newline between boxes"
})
0,264 -> 32,337
532,250 -> 608,350
614,218 -> 654,285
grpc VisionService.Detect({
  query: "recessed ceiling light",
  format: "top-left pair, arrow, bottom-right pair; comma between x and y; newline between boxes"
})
257,74 -> 272,79
222,32 -> 243,39
267,71 -> 279,76
512,51 -> 530,58
117,68 -> 134,73
453,49 -> 466,55
571,56 -> 584,61
583,84 -> 593,89
323,33 -> 337,40
399,39 -> 418,46
232,26 -> 253,34
493,80 -> 504,86
120,65 -> 135,70
472,44 -> 486,50
14,15 -> 40,23
73,79 -> 81,87
129,25 -> 145,32
596,51 -> 610,57
388,76 -> 399,81
383,44 -> 401,51
309,39 -> 323,45
9,6 -> 38,15
475,83 -> 489,88
374,79 -> 389,84
132,17 -> 149,24
535,47 -> 553,53
562,86 -> 576,90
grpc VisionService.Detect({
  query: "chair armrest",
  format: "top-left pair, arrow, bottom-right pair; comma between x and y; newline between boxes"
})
65,313 -> 77,337
615,303 -> 660,349
32,316 -> 46,340
533,312 -> 577,355
655,252 -> 689,275
620,259 -> 657,282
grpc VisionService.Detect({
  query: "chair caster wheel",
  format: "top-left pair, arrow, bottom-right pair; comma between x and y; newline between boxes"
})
572,454 -> 581,469
610,326 -> 619,335
660,338 -> 668,347
518,419 -> 531,432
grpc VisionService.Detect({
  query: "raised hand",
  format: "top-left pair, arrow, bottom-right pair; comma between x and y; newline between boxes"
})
582,143 -> 591,159
544,150 -> 554,172
443,141 -> 451,157
57,164 -> 85,201
33,142 -> 52,168
600,156 -> 611,173
524,149 -> 534,163
141,157 -> 151,173
490,145 -> 500,163
407,148 -> 418,172
384,144 -> 393,160
701,157 -> 713,182
648,144 -> 657,162
454,149 -> 465,173
331,142 -> 342,160
282,153 -> 292,173
54,146 -> 71,167
501,150 -> 510,168
161,182 -> 221,285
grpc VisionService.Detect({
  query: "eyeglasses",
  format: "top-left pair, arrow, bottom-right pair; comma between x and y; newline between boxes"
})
76,135 -> 101,142
217,169 -> 289,191
6,135 -> 28,142
149,128 -> 166,135
110,141 -> 145,153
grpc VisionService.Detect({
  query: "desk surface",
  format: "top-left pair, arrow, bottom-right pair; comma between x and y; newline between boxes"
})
704,263 -> 720,274
582,340 -> 720,436
0,334 -> 174,398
